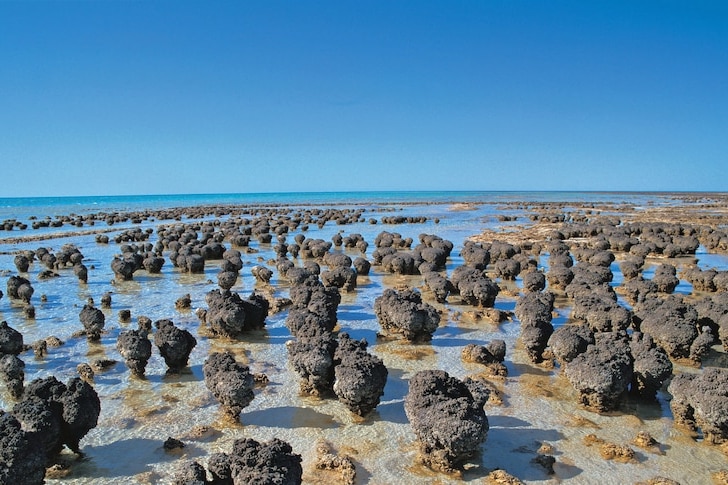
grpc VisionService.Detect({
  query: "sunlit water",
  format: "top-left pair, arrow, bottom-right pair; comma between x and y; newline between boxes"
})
1,192 -> 726,484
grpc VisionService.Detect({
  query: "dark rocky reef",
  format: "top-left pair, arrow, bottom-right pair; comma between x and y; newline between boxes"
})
564,332 -> 634,412
1,375 -> 101,483
202,351 -> 255,420
548,323 -> 594,365
374,288 -> 440,341
78,304 -> 105,341
404,369 -> 489,473
514,291 -> 555,363
116,329 -> 152,377
285,274 -> 341,338
287,333 -> 387,417
153,319 -> 197,372
332,333 -> 388,416
172,437 -> 302,485
669,367 -> 728,444
461,340 -> 508,377
201,289 -> 269,338
634,295 -> 704,362
450,265 -> 499,307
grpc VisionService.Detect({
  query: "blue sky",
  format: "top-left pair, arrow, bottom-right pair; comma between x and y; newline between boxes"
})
1,1 -> 726,197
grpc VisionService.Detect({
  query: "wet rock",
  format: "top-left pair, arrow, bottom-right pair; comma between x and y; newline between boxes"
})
618,278 -> 659,306
203,289 -> 269,337
0,354 -> 25,399
683,267 -> 717,292
22,376 -> 101,454
163,437 -> 185,452
111,255 -> 137,281
137,316 -> 153,333
320,266 -> 357,292
70,261 -> 88,283
171,460 -> 207,485
460,241 -> 490,269
565,263 -> 613,298
531,454 -> 556,474
422,271 -> 455,303
404,369 -> 489,472
352,257 -> 371,276
564,332 -> 633,412
235,437 -> 303,484
629,332 -> 673,399
619,258 -> 644,281
515,291 -> 555,363
118,309 -> 131,323
116,329 -> 153,377
287,333 -> 337,396
216,269 -> 238,290
380,251 -> 419,275
493,258 -> 521,280
522,270 -> 546,293
571,291 -> 632,333
153,319 -> 197,371
0,320 -> 24,355
13,254 -> 31,273
374,288 -> 440,341
333,333 -> 388,416
79,304 -> 105,341
485,469 -> 524,484
0,411 -> 47,485
548,324 -> 594,365
175,293 -> 192,310
546,264 -> 574,290
100,291 -> 112,308
286,277 -> 341,338
461,341 -> 508,377
634,295 -> 699,361
252,265 -> 273,284
6,275 -> 32,301
202,351 -> 255,420
669,367 -> 728,444
142,254 -> 165,273
450,265 -> 500,307
652,264 -> 679,294
77,363 -> 94,382
311,439 -> 356,485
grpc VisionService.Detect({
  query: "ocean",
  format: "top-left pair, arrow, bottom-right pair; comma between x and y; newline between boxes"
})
1,191 -> 727,484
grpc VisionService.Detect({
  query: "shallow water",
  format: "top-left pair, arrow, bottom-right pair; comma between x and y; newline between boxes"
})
1,191 -> 727,484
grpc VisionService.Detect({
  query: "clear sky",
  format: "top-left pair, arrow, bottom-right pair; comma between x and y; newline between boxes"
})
1,1 -> 726,197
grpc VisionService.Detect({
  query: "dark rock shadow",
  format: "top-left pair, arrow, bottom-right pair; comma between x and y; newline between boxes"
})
72,438 -> 205,479
480,415 -> 577,482
244,405 -> 339,429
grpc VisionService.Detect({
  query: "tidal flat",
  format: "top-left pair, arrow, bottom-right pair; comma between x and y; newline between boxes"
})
2,192 -> 728,484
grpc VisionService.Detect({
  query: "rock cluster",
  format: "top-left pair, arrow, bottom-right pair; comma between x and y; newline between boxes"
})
172,437 -> 302,485
1,376 -> 101,484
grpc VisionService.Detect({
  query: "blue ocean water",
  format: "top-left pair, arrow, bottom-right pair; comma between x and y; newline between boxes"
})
0,190 -> 685,220
1,190 -> 727,484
